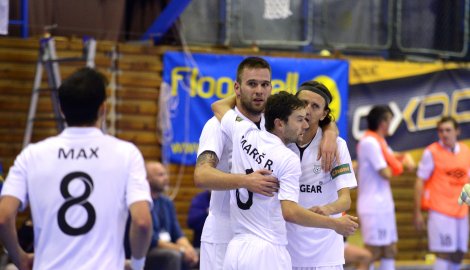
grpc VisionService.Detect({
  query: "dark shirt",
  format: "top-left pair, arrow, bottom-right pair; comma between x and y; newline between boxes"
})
187,191 -> 210,247
150,195 -> 184,249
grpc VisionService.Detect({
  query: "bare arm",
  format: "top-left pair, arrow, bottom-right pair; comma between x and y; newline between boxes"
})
0,196 -> 33,270
281,200 -> 358,236
211,95 -> 236,121
129,201 -> 153,259
413,177 -> 426,231
193,151 -> 279,196
309,188 -> 351,216
319,122 -> 339,171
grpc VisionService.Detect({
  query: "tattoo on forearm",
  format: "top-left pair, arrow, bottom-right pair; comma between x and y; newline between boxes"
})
196,151 -> 219,167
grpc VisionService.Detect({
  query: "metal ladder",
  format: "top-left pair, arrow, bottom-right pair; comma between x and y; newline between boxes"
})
22,37 -> 97,148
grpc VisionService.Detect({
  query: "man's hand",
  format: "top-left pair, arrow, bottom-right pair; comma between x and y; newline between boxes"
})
318,130 -> 338,172
413,211 -> 426,231
243,169 -> 279,197
16,251 -> 34,270
332,215 -> 358,237
182,246 -> 199,266
402,153 -> 416,172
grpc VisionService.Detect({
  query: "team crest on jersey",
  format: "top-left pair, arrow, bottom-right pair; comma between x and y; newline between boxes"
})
236,116 -> 243,122
313,165 -> 321,174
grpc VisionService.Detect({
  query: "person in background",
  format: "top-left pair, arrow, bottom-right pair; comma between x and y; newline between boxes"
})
187,190 -> 211,248
357,105 -> 415,270
415,116 -> 470,270
145,161 -> 199,270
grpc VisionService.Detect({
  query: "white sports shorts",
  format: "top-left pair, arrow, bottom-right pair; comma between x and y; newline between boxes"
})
223,234 -> 291,270
427,210 -> 469,253
200,242 -> 228,270
360,211 -> 398,246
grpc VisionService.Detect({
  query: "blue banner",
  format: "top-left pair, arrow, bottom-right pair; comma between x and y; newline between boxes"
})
347,69 -> 470,158
161,52 -> 349,165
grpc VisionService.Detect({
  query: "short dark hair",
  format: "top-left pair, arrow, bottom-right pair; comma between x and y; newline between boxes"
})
265,91 -> 306,132
58,67 -> 107,126
296,81 -> 334,128
437,116 -> 459,129
236,57 -> 271,83
366,105 -> 393,131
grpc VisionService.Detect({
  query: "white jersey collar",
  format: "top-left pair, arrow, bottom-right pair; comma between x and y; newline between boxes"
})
60,127 -> 104,137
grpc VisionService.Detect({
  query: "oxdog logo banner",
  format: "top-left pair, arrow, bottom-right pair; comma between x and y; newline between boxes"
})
161,52 -> 349,165
348,60 -> 470,158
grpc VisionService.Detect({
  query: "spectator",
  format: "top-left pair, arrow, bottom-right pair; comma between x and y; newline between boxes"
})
187,190 -> 211,248
145,161 -> 199,270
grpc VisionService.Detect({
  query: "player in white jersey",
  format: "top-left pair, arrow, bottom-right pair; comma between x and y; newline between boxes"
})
212,91 -> 359,270
194,57 -> 341,270
194,57 -> 279,270
0,68 -> 152,270
287,81 -> 357,270
357,105 -> 414,270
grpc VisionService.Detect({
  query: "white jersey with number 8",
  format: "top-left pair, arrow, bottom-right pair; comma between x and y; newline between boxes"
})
1,127 -> 152,270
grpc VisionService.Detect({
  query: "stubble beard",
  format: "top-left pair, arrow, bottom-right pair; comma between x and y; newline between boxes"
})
240,96 -> 264,116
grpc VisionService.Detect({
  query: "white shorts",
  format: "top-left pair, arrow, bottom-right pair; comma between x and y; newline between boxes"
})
293,266 -> 343,270
359,212 -> 398,246
427,210 -> 469,253
223,234 -> 291,270
200,242 -> 228,270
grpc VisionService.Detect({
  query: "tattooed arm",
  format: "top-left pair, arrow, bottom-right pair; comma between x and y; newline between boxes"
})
194,150 -> 279,196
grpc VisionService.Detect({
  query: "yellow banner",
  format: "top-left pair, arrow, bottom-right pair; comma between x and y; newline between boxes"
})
349,59 -> 470,85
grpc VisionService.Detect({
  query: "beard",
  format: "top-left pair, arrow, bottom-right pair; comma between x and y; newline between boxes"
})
239,94 -> 265,115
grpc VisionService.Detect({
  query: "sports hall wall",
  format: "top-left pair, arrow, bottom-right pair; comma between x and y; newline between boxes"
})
1,37 -> 470,261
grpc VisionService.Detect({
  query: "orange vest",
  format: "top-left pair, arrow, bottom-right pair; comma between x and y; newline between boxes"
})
363,130 -> 403,176
421,142 -> 470,218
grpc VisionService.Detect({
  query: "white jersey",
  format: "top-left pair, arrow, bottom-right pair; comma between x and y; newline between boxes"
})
1,128 -> 152,270
286,128 -> 357,267
357,136 -> 394,215
197,116 -> 233,244
197,108 -> 265,244
221,109 -> 300,245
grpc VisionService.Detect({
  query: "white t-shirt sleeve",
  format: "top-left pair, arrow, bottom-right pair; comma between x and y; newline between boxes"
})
1,147 -> 30,211
362,138 -> 387,172
197,117 -> 224,159
417,148 -> 434,180
277,153 -> 301,203
332,139 -> 357,190
220,109 -> 239,142
126,145 -> 152,208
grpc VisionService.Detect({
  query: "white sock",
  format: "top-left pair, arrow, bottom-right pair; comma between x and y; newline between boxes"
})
379,258 -> 395,270
433,258 -> 449,270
